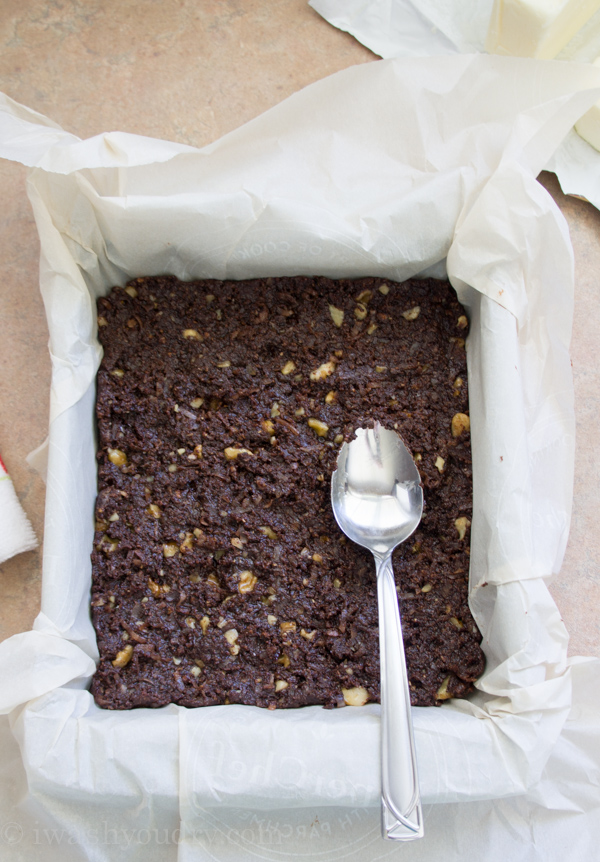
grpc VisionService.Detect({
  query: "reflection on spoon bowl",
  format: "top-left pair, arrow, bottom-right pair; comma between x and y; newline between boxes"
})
332,424 -> 423,555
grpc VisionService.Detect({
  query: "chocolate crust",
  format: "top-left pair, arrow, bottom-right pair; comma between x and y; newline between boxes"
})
90,275 -> 484,710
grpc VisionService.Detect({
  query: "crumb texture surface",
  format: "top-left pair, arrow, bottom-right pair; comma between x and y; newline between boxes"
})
91,275 -> 484,710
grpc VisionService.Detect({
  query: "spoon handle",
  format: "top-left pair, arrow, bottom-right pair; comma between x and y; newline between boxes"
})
375,553 -> 423,841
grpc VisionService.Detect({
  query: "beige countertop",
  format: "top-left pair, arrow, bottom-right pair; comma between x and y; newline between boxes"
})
0,0 -> 598,659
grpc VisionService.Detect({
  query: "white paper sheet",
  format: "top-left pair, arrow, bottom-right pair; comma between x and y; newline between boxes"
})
309,0 -> 493,57
1,55 -> 600,860
311,0 -> 600,207
310,0 -> 600,60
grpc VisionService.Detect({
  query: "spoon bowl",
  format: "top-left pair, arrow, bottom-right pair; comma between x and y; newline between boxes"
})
331,424 -> 423,555
331,424 -> 424,841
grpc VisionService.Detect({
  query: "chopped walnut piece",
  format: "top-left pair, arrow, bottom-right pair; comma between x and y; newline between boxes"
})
300,629 -> 316,641
277,654 -> 291,668
325,390 -> 337,404
457,315 -> 468,330
183,329 -> 202,340
200,616 -> 210,634
436,676 -> 452,700
310,360 -> 336,381
180,533 -> 194,552
402,306 -> 420,321
451,413 -> 470,437
454,516 -> 471,540
224,447 -> 254,460
100,537 -> 119,555
307,418 -> 329,437
280,621 -> 296,635
281,360 -> 296,375
354,304 -> 368,320
112,645 -> 134,668
224,629 -> 239,645
190,397 -> 204,408
435,456 -> 445,472
163,542 -> 179,558
259,526 -> 278,539
107,448 -> 127,467
275,680 -> 288,692
238,571 -> 258,593
378,283 -> 390,295
329,305 -> 344,327
148,578 -> 170,597
342,686 -> 369,706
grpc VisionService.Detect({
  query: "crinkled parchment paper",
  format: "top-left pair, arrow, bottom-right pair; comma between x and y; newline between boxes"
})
311,0 -> 600,209
1,54 -> 600,861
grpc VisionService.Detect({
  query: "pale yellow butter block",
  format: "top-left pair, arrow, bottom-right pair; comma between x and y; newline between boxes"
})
575,57 -> 600,150
486,0 -> 600,59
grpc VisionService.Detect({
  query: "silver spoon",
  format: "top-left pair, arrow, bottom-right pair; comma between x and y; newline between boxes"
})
331,423 -> 424,841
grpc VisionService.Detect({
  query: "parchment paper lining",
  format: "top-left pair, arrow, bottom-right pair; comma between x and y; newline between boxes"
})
1,54 -> 599,849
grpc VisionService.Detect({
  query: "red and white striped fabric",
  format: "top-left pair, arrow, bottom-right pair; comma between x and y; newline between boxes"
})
0,452 -> 38,564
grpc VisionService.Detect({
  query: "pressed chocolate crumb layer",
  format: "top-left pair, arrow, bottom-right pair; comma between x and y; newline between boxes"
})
90,275 -> 484,710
